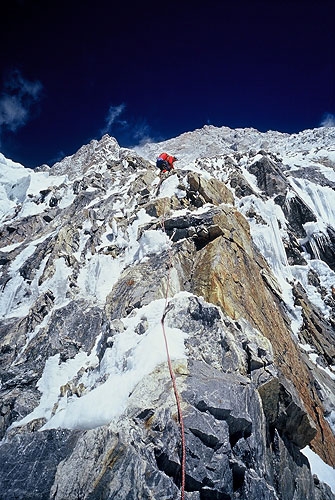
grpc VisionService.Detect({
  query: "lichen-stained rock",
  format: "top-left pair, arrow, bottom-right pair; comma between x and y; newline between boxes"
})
142,195 -> 173,218
189,211 -> 283,329
187,208 -> 335,467
187,171 -> 235,206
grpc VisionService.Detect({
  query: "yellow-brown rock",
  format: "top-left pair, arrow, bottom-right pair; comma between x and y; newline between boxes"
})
188,172 -> 235,206
189,206 -> 335,466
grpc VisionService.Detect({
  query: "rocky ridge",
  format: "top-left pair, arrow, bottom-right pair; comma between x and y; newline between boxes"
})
0,126 -> 335,499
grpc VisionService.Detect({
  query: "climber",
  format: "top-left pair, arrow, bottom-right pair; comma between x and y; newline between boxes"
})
156,152 -> 178,173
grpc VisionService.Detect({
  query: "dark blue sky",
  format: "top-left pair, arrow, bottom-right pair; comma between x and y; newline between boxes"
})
1,0 -> 334,168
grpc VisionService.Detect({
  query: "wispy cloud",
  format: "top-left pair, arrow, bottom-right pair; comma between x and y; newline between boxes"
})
101,103 -> 156,145
320,112 -> 335,127
101,103 -> 127,135
0,69 -> 43,133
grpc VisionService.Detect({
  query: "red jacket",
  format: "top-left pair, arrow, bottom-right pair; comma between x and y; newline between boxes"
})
158,152 -> 176,168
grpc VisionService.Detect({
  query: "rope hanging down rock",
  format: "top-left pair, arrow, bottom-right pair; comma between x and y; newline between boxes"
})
160,214 -> 186,500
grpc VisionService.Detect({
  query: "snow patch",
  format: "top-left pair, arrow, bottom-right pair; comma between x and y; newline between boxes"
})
302,446 -> 335,494
10,295 -> 189,431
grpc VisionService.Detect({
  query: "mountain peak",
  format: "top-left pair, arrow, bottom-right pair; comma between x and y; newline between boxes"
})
0,125 -> 335,499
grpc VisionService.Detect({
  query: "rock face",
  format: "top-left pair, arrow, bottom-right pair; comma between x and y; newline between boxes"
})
0,127 -> 335,499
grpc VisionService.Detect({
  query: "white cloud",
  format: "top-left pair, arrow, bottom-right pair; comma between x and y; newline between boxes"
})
320,113 -> 335,127
101,103 -> 127,135
0,69 -> 43,133
100,103 -> 157,146
0,95 -> 28,131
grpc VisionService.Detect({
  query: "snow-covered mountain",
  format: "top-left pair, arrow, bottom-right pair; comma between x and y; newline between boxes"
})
0,125 -> 335,499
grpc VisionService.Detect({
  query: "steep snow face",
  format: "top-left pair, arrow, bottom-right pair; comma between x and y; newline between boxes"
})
0,154 -> 71,223
1,125 -> 335,496
50,134 -> 123,179
135,124 -> 335,170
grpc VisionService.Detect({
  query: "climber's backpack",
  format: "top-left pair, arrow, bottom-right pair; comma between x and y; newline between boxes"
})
156,157 -> 169,171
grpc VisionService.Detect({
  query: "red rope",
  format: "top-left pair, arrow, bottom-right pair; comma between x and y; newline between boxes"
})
160,215 -> 186,500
